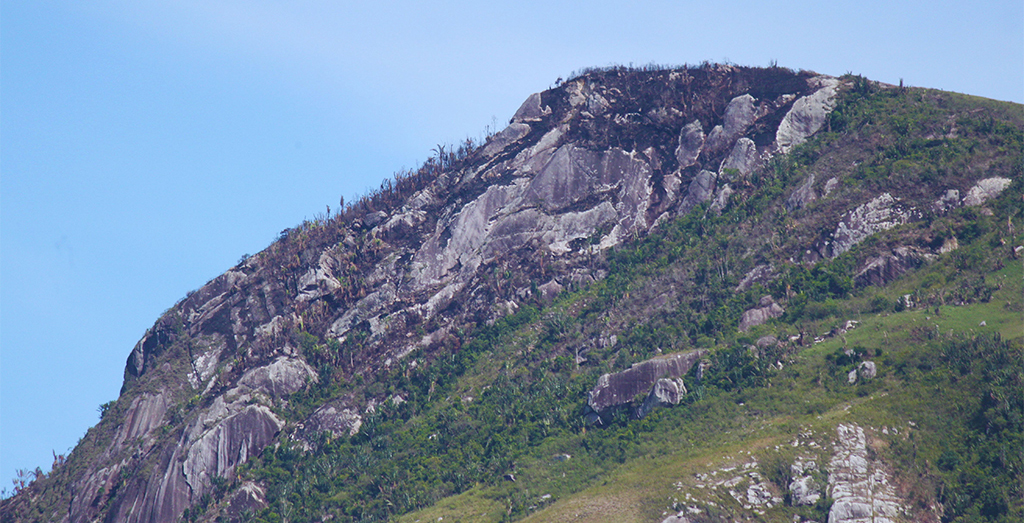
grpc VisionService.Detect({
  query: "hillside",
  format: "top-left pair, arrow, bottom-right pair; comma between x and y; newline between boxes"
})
2,64 -> 1021,523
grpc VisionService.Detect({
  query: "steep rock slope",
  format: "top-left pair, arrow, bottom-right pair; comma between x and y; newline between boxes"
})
3,65 -> 1021,523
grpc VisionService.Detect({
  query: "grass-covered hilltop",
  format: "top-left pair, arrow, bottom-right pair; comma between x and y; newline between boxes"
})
2,64 -> 1021,523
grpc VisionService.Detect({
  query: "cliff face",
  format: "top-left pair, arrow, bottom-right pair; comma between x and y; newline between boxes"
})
4,65 -> 1020,523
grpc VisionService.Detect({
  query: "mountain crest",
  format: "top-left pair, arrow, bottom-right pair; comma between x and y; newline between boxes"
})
4,64 -> 1021,523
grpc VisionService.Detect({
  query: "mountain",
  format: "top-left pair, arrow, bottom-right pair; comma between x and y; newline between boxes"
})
2,64 -> 1021,523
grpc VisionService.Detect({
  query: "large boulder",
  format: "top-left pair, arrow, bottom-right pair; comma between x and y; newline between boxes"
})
720,137 -> 758,179
679,170 -> 717,213
587,351 -> 704,416
739,296 -> 785,332
637,378 -> 687,418
675,120 -> 705,169
706,94 -> 757,152
511,92 -> 551,123
776,76 -> 839,153
789,475 -> 821,506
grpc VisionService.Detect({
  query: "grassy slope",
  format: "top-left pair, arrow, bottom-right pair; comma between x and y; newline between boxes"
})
397,252 -> 1022,523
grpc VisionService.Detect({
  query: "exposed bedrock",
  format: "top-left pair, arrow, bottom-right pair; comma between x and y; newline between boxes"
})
586,351 -> 704,421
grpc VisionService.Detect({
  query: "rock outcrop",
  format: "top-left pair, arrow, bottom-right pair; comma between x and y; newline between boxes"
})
830,193 -> 913,257
739,296 -> 785,332
776,77 -> 839,153
637,378 -> 688,419
828,424 -> 905,523
854,246 -> 923,287
586,351 -> 704,421
786,173 -> 817,211
962,176 -> 1012,207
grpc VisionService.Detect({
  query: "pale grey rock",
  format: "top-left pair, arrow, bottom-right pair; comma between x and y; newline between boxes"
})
661,515 -> 693,523
537,279 -> 564,304
375,208 -> 428,236
857,361 -> 876,380
847,368 -> 859,384
189,338 -> 226,389
637,377 -> 687,418
828,424 -> 905,523
482,122 -> 531,157
706,94 -> 757,152
776,77 -> 839,153
963,177 -> 1012,206
791,458 -> 818,476
407,144 -> 655,316
756,336 -> 778,349
854,246 -> 922,286
710,183 -> 735,213
720,137 -> 758,179
745,481 -> 780,508
739,296 -> 785,332
587,351 -> 704,415
565,80 -> 588,108
364,210 -> 388,227
406,187 -> 438,211
297,251 -> 343,302
933,188 -> 960,213
830,193 -> 911,257
302,401 -> 363,439
587,91 -> 611,115
790,474 -> 822,506
512,92 -> 550,122
182,405 -> 285,495
113,392 -> 169,452
680,170 -> 717,214
736,264 -> 774,292
224,481 -> 268,521
662,172 -> 683,202
675,120 -> 705,169
786,173 -> 817,211
238,356 -> 318,398
329,282 -> 398,337
823,177 -> 839,196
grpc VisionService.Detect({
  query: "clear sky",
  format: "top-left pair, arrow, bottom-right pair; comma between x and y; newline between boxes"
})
1,0 -> 1021,490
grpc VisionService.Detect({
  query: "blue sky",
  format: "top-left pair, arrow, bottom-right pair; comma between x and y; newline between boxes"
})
1,0 -> 1021,489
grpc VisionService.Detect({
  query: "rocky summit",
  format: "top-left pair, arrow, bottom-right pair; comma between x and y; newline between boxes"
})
3,64 -> 1021,523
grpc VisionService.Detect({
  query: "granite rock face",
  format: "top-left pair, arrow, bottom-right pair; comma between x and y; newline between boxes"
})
637,377 -> 688,418
675,120 -> 705,169
739,296 -> 785,332
830,193 -> 913,257
776,76 -> 839,153
587,351 -> 704,419
827,424 -> 905,523
720,137 -> 758,179
962,176 -> 1012,207
706,94 -> 757,152
854,246 -> 923,287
